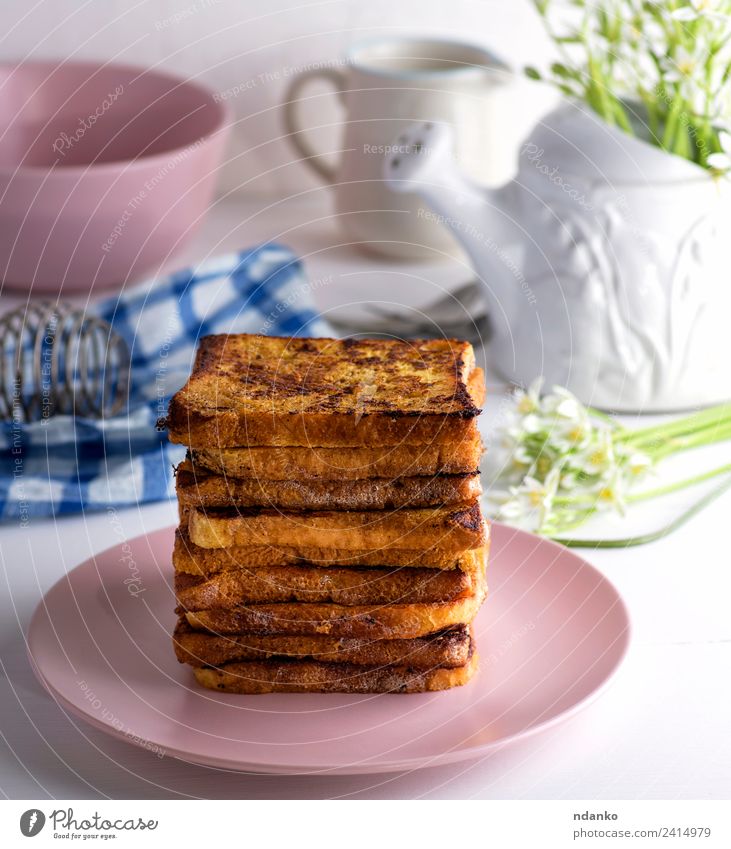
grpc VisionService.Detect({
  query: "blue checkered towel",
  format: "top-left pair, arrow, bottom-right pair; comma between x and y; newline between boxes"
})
0,244 -> 331,522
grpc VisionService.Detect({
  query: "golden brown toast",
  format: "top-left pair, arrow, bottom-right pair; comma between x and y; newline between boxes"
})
187,502 -> 487,553
176,460 -> 481,510
167,335 -> 485,448
191,651 -> 479,693
190,437 -> 483,480
173,619 -> 473,669
183,568 -> 486,639
173,528 -> 489,575
174,551 -> 485,608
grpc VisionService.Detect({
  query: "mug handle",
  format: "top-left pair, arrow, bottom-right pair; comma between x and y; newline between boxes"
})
283,68 -> 346,183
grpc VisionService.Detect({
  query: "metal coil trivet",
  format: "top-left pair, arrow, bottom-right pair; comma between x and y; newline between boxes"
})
0,301 -> 130,423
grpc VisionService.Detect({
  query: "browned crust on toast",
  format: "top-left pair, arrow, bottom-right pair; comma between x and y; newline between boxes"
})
166,335 -> 485,448
191,650 -> 479,693
174,619 -> 473,669
173,528 -> 489,575
187,502 -> 487,553
176,460 -> 481,510
183,569 -> 486,639
189,437 -> 483,480
174,555 -> 484,608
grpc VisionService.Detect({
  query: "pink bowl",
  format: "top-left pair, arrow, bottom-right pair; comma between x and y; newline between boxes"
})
0,61 -> 231,293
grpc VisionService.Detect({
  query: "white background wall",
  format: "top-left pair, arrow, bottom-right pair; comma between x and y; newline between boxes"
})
0,0 -> 555,195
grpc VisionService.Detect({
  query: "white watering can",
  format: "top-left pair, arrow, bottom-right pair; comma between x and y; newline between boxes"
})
385,104 -> 731,411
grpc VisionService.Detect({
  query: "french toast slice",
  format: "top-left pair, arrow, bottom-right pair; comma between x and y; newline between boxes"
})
173,528 -> 488,575
174,618 -> 473,669
174,551 -> 486,608
167,334 -> 485,448
176,459 -> 481,510
187,503 -> 487,553
183,569 -> 486,639
190,436 -> 483,480
191,651 -> 479,693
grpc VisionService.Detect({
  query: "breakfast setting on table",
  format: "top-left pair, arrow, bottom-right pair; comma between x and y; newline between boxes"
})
2,0 -> 730,799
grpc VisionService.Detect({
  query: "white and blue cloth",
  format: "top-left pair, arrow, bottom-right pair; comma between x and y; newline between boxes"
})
0,244 -> 331,521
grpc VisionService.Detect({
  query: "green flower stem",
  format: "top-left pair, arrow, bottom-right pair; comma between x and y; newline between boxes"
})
617,403 -> 731,446
611,96 -> 633,134
550,473 -> 731,548
647,426 -> 731,460
628,421 -> 731,456
651,413 -> 731,442
553,495 -> 594,506
550,462 -> 731,511
699,51 -> 716,166
648,99 -> 660,143
627,462 -> 731,503
587,54 -> 614,123
543,507 -> 598,534
628,402 -> 731,435
661,92 -> 683,152
585,405 -> 622,426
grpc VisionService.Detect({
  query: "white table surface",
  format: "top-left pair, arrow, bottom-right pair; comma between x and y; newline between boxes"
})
1,195 -> 730,800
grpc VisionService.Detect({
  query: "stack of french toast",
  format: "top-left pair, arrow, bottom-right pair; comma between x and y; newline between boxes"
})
167,334 -> 489,693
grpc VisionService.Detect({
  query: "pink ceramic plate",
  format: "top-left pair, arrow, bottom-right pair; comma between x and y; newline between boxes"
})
27,523 -> 629,775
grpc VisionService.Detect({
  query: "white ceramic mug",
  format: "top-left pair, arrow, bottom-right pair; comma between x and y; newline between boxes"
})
283,37 -> 513,260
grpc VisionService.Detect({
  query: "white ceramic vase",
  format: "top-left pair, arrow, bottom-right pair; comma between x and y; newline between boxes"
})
385,104 -> 731,411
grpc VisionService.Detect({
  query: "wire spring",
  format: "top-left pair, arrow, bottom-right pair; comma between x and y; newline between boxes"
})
0,301 -> 130,423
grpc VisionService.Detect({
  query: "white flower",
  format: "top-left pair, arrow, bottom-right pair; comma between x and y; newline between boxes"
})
590,468 -> 627,515
707,130 -> 731,172
558,466 -> 583,490
627,50 -> 662,85
498,468 -> 561,531
585,29 -> 610,56
576,429 -> 617,476
554,412 -> 592,448
496,378 -> 661,535
671,6 -> 701,21
624,450 -> 653,480
533,384 -> 593,448
671,0 -> 725,20
662,46 -> 700,81
512,443 -> 534,466
514,377 -> 544,416
522,413 -> 544,434
544,385 -> 583,420
632,17 -> 669,55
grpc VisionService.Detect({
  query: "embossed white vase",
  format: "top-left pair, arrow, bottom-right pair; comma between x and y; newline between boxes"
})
385,103 -> 731,411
